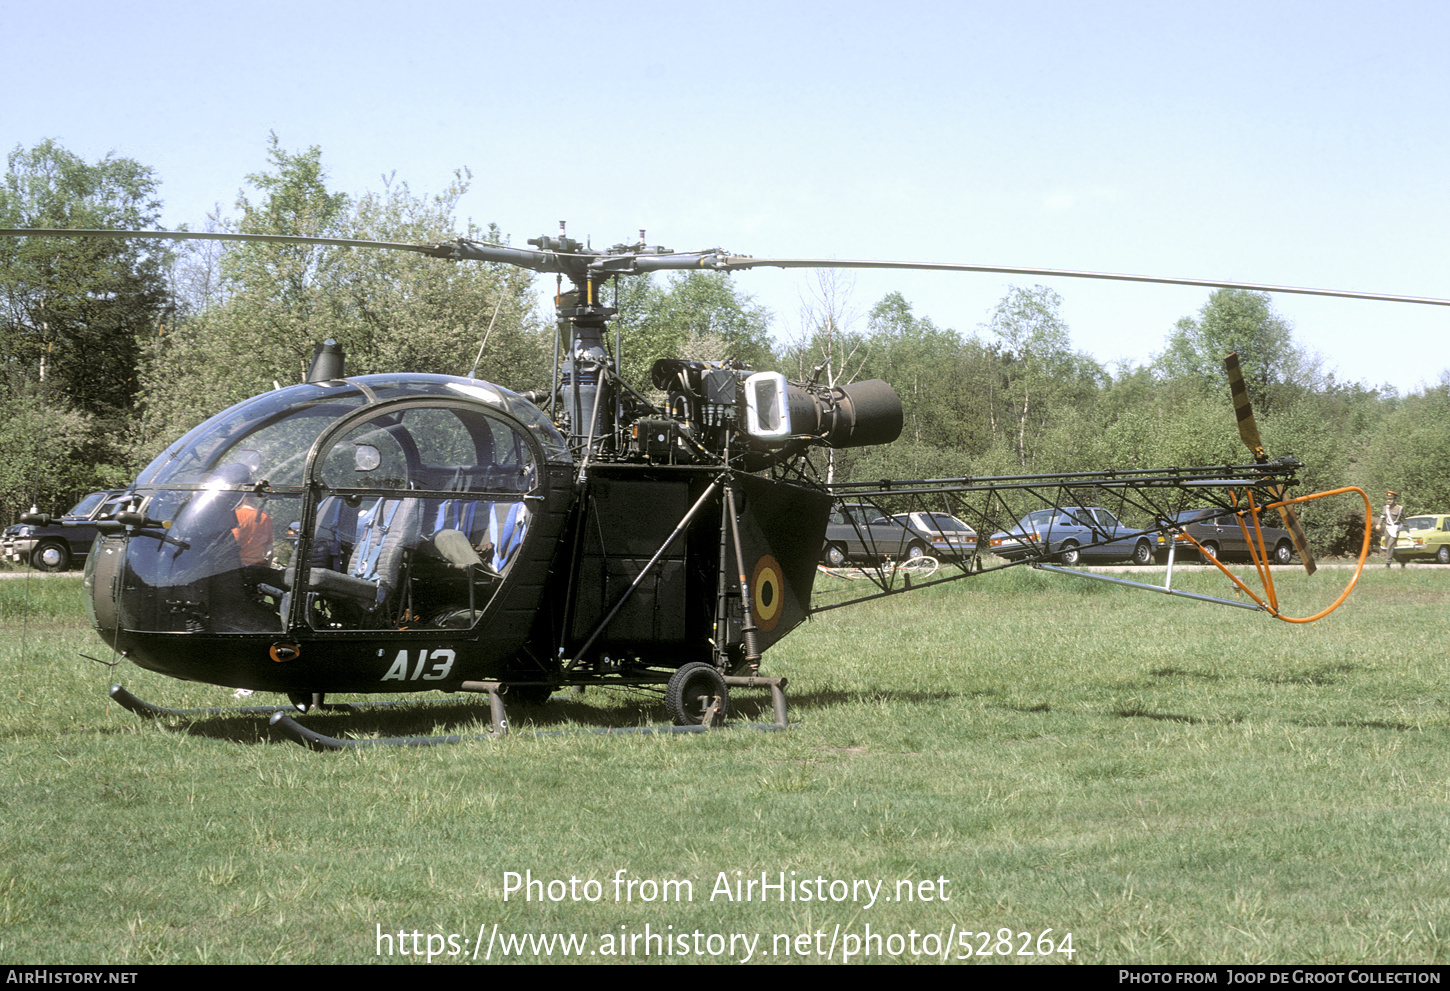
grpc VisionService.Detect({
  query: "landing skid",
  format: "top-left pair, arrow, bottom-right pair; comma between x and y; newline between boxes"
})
108,683 -> 428,719
108,673 -> 793,750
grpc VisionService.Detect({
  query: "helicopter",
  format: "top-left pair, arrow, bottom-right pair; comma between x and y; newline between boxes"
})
2,223 -> 1438,748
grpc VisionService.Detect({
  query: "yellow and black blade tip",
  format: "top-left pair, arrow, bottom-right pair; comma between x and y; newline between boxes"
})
1225,352 -> 1267,463
1223,352 -> 1317,575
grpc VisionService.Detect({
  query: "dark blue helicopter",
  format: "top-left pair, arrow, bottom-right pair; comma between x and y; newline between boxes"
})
4,224 -> 1436,745
11,226 -> 909,741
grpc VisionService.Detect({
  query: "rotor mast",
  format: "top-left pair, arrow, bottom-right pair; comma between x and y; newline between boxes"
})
440,223 -> 728,458
539,223 -> 616,456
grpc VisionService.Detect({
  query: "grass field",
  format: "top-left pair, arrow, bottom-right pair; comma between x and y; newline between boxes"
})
0,565 -> 1446,965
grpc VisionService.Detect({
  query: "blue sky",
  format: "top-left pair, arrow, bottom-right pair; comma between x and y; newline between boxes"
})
7,0 -> 1446,392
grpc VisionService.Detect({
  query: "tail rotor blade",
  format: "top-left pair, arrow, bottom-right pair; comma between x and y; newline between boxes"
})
1274,502 -> 1317,576
1225,353 -> 1267,462
1223,353 -> 1317,575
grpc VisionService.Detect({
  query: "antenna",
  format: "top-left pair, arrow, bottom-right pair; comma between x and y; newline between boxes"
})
467,293 -> 507,380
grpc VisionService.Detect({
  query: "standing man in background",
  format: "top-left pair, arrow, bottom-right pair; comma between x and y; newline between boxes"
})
1382,490 -> 1406,568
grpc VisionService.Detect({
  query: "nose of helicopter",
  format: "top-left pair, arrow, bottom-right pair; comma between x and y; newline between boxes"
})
86,373 -> 573,692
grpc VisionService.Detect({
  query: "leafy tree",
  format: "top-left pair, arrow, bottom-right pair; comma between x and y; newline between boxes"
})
983,285 -> 1103,469
0,140 -> 170,420
223,134 -> 350,330
330,181 -> 546,385
0,402 -> 134,522
1361,376 -> 1450,518
1156,289 -> 1308,409
862,292 -> 970,450
1254,394 -> 1355,556
839,439 -> 968,487
142,137 -> 546,452
1094,380 -> 1240,469
609,270 -> 772,393
0,140 -> 172,518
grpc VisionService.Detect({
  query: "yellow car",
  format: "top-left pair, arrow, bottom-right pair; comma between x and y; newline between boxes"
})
1394,514 -> 1450,564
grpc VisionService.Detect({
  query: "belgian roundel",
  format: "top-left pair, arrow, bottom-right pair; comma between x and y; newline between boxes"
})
751,555 -> 785,633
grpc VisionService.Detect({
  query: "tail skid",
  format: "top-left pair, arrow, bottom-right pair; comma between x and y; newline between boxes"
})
1034,484 -> 1371,621
1200,486 -> 1370,623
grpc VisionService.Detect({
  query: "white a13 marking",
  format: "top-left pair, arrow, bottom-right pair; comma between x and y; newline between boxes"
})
381,648 -> 456,682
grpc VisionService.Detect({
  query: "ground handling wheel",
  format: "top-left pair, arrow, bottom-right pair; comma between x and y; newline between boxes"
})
665,662 -> 730,727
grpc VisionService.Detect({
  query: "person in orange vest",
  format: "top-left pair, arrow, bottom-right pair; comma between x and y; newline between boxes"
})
232,493 -> 273,567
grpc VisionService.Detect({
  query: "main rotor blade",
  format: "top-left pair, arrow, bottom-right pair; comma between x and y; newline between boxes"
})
720,256 -> 1450,308
1224,353 -> 1317,574
5,228 -> 1449,307
0,228 -> 592,276
0,227 -> 447,255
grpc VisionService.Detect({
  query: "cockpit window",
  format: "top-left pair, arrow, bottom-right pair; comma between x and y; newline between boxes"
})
135,373 -> 570,490
320,419 -> 416,492
138,385 -> 370,486
301,402 -> 539,631
316,405 -> 535,495
117,377 -> 558,637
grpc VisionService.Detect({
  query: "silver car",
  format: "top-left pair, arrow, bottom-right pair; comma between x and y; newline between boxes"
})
890,511 -> 978,562
822,503 -> 934,566
988,506 -> 1155,565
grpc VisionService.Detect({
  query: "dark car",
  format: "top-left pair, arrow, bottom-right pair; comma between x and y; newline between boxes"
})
988,506 -> 1155,565
821,503 -> 934,567
2,490 -> 129,572
1155,509 -> 1296,564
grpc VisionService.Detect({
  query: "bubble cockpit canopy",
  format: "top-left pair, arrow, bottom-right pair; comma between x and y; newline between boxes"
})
138,374 -> 570,487
99,375 -> 567,640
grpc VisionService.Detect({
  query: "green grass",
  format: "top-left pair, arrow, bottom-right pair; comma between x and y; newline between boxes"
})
0,567 -> 1446,965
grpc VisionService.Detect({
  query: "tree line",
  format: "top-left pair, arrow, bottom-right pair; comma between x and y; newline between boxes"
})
2,137 -> 1443,555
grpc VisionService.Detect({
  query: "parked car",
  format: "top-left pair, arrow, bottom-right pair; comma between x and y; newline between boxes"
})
821,503 -> 933,566
1154,508 -> 1297,564
2,490 -> 128,572
1392,514 -> 1450,564
890,511 -> 978,563
988,506 -> 1154,565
